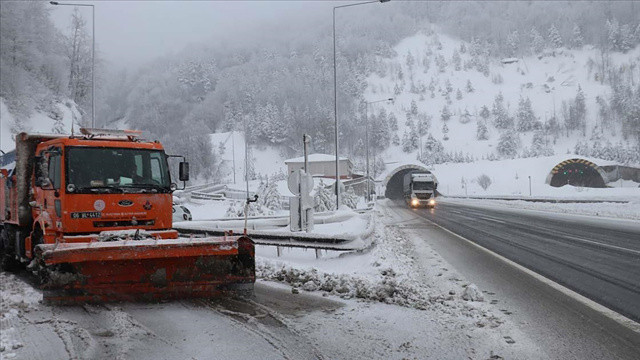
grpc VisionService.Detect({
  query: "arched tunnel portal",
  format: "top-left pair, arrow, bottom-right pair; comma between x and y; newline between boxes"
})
546,158 -> 607,188
383,164 -> 432,200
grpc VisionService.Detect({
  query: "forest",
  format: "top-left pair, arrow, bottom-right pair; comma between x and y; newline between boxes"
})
1,1 -> 639,180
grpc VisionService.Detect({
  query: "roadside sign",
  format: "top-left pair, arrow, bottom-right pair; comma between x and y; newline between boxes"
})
288,169 -> 313,195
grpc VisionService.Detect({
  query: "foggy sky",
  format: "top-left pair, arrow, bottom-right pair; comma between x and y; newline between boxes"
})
49,1 -> 339,69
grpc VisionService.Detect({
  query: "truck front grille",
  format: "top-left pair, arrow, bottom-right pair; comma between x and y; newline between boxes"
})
93,219 -> 155,228
415,193 -> 432,200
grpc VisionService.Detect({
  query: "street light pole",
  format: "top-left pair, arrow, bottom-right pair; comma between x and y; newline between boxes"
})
333,0 -> 390,210
364,97 -> 393,202
50,1 -> 95,128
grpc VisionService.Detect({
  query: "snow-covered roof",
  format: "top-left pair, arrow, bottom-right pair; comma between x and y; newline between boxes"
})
285,153 -> 350,164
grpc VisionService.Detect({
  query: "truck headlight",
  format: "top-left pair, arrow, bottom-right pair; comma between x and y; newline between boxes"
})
411,199 -> 419,207
429,199 -> 436,205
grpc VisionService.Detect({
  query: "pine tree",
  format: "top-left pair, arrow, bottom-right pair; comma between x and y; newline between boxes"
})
516,97 -> 537,132
507,30 -> 520,56
401,129 -> 413,153
452,49 -> 462,71
530,28 -> 545,55
406,50 -> 415,70
607,19 -> 620,51
441,105 -> 452,122
548,24 -> 563,48
497,129 -> 520,158
492,93 -> 512,129
392,132 -> 400,146
410,99 -> 418,115
619,24 -> 634,52
417,114 -> 430,136
571,24 -> 584,48
480,105 -> 491,120
466,80 -> 474,93
476,120 -> 489,140
389,112 -> 398,131
52,118 -> 65,134
456,89 -> 463,100
394,83 -> 402,95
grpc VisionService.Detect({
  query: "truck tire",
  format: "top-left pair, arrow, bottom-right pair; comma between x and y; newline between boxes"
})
0,226 -> 20,272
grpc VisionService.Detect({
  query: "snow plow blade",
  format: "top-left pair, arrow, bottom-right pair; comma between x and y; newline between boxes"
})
34,236 -> 255,304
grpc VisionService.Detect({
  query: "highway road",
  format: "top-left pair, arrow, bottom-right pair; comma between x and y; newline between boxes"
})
412,199 -> 640,322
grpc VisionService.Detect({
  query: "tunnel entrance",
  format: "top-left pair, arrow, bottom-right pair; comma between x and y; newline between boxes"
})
548,158 -> 606,188
383,165 -> 432,199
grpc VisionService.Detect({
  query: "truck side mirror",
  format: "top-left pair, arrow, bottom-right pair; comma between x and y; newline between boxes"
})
179,162 -> 189,182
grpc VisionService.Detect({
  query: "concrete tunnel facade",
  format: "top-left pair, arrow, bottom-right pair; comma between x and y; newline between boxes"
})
381,164 -> 433,200
546,158 -> 608,188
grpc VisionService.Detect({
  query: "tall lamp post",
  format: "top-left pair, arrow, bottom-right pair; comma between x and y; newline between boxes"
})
365,97 -> 393,202
333,0 -> 390,209
50,1 -> 95,128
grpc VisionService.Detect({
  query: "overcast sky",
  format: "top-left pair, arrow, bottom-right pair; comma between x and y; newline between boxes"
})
49,1 -> 337,69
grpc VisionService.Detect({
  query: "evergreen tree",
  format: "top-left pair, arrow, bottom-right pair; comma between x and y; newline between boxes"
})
507,30 -> 520,56
394,83 -> 402,95
417,114 -> 430,136
392,132 -> 400,146
571,24 -> 584,48
492,93 -> 512,129
516,97 -> 537,132
410,99 -> 418,115
401,129 -> 413,153
466,80 -> 474,93
619,24 -> 634,52
441,105 -> 452,122
497,129 -> 520,158
476,120 -> 489,140
420,133 -> 448,165
529,130 -> 554,156
480,105 -> 491,120
548,24 -> 563,48
607,19 -> 620,51
406,50 -> 415,70
530,28 -> 545,55
389,112 -> 398,131
52,118 -> 65,134
456,89 -> 463,100
452,49 -> 462,71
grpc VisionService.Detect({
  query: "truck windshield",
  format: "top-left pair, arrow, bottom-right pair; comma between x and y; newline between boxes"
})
66,147 -> 171,192
413,182 -> 434,191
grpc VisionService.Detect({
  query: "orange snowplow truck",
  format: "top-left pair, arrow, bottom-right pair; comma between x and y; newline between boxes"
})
0,128 -> 254,304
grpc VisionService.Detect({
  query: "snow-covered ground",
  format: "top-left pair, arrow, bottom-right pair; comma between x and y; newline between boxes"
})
441,197 -> 640,221
1,202 -> 547,359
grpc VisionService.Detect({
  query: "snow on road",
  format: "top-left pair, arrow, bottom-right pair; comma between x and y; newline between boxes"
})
2,202 -> 554,360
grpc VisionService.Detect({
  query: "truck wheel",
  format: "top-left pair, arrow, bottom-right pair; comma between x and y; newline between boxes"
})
0,227 -> 20,272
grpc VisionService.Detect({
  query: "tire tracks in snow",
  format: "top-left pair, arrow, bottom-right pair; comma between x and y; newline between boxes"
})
197,297 -> 324,360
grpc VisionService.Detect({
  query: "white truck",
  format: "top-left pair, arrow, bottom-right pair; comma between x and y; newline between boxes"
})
404,173 -> 438,208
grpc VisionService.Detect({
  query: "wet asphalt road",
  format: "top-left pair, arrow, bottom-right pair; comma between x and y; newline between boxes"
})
410,199 -> 640,323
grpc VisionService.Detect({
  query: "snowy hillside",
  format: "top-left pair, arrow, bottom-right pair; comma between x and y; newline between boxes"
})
365,31 -> 640,168
0,98 -> 83,153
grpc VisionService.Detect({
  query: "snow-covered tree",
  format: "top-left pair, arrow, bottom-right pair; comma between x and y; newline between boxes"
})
571,24 -> 584,48
341,186 -> 358,209
452,49 -> 462,71
516,97 -> 537,132
476,120 -> 489,140
507,30 -> 520,56
479,105 -> 490,120
456,89 -> 463,100
548,24 -> 563,48
389,112 -> 398,131
492,93 -> 512,129
314,180 -> 335,212
530,28 -> 545,55
410,99 -> 418,115
441,105 -> 452,122
392,132 -> 400,146
477,174 -> 491,190
497,129 -> 520,158
466,80 -> 474,93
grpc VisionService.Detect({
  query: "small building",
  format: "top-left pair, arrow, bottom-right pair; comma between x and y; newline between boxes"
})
284,153 -> 353,179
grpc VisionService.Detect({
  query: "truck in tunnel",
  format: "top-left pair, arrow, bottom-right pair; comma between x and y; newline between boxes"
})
404,173 -> 438,208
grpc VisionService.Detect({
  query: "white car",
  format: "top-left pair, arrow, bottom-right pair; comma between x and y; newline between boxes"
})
172,203 -> 192,222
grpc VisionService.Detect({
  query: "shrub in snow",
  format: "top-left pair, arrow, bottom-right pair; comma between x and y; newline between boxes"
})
477,174 -> 492,190
476,121 -> 489,140
314,180 -> 335,212
341,186 -> 358,209
225,200 -> 273,218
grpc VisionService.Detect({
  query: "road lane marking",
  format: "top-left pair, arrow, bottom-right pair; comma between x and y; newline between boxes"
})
416,213 -> 640,336
477,216 -> 507,224
562,235 -> 640,257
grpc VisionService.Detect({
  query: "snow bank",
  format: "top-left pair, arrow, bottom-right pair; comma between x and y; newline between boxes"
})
0,272 -> 41,357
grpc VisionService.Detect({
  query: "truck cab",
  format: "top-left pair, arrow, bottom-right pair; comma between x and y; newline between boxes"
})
405,173 -> 438,208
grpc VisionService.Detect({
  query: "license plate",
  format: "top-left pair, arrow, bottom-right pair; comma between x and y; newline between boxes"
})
71,212 -> 102,219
